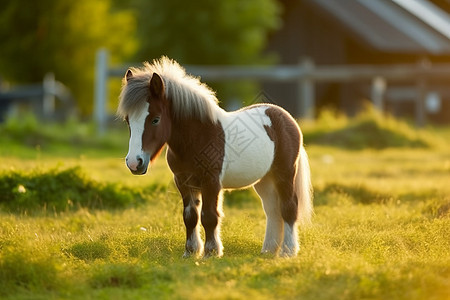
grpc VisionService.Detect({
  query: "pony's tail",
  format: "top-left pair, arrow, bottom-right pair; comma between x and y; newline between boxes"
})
295,145 -> 313,226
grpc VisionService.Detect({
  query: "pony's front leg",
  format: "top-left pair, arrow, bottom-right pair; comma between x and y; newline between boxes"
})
201,184 -> 224,257
175,178 -> 204,258
182,193 -> 203,258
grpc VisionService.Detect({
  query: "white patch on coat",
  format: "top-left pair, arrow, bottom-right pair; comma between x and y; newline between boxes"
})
184,220 -> 204,258
280,222 -> 299,257
254,177 -> 283,254
205,228 -> 224,257
126,102 -> 149,171
218,106 -> 275,189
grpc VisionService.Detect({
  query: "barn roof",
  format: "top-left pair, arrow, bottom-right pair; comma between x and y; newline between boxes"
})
307,0 -> 450,54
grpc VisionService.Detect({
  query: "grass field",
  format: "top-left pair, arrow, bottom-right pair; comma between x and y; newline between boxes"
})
0,110 -> 449,299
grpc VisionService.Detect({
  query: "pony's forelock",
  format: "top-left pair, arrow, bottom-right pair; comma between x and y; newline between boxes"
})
117,56 -> 220,123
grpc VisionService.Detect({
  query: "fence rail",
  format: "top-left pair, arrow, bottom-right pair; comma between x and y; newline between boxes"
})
95,49 -> 450,134
109,61 -> 450,81
0,73 -> 74,121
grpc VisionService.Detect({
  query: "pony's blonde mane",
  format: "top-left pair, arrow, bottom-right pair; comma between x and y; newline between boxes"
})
117,56 -> 220,123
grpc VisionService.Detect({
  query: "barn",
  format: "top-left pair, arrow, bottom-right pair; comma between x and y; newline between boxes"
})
265,0 -> 450,124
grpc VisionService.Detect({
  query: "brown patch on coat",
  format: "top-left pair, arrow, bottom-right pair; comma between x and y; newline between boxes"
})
166,117 -> 225,189
263,105 -> 302,225
263,106 -> 302,160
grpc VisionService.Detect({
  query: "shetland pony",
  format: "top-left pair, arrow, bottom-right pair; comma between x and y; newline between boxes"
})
117,57 -> 312,257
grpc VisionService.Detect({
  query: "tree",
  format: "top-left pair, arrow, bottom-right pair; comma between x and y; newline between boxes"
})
0,0 -> 136,115
130,0 -> 281,105
133,0 -> 280,64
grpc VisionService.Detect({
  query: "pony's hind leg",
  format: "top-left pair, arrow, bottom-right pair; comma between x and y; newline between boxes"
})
175,178 -> 203,258
274,169 -> 299,257
254,176 -> 284,255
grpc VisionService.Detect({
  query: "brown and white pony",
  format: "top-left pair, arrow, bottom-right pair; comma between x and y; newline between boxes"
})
117,57 -> 313,258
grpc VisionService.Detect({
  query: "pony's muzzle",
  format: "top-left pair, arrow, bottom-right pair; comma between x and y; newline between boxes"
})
126,154 -> 150,175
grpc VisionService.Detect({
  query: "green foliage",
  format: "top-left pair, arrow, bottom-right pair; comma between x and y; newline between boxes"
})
304,105 -> 441,149
131,0 -> 280,65
128,0 -> 281,105
0,167 -> 144,213
0,0 -> 281,114
0,0 -> 136,114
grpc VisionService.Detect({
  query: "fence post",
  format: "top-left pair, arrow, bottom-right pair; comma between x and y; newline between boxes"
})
298,58 -> 315,119
415,59 -> 430,127
43,72 -> 55,118
416,78 -> 427,127
94,49 -> 109,135
371,76 -> 386,112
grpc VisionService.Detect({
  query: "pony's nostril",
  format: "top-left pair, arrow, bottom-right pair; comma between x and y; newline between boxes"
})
137,157 -> 143,167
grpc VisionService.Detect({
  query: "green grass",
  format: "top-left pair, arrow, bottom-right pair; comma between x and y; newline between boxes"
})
0,110 -> 449,299
0,167 -> 162,213
303,104 -> 445,149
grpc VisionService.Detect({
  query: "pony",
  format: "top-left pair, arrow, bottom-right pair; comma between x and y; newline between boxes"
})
117,57 -> 313,258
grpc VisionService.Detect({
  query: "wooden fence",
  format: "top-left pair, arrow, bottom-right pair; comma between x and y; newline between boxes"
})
95,49 -> 450,134
0,73 -> 74,121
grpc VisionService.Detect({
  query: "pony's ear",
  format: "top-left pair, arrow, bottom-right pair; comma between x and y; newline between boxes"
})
149,72 -> 165,100
125,69 -> 133,81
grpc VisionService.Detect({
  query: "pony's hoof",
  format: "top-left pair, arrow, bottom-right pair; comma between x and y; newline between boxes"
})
203,248 -> 223,258
183,249 -> 203,259
260,250 -> 277,259
204,240 -> 223,258
279,248 -> 299,258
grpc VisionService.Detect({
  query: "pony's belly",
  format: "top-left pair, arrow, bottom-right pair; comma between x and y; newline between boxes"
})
219,106 -> 275,189
220,141 -> 274,189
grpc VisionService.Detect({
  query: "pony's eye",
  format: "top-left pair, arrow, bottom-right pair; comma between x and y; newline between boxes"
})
151,117 -> 161,126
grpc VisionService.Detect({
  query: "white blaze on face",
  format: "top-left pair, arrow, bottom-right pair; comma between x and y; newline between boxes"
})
126,103 -> 149,171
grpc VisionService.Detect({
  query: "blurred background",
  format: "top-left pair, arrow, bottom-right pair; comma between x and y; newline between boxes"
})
1,0 -> 450,132
1,2 -> 450,298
